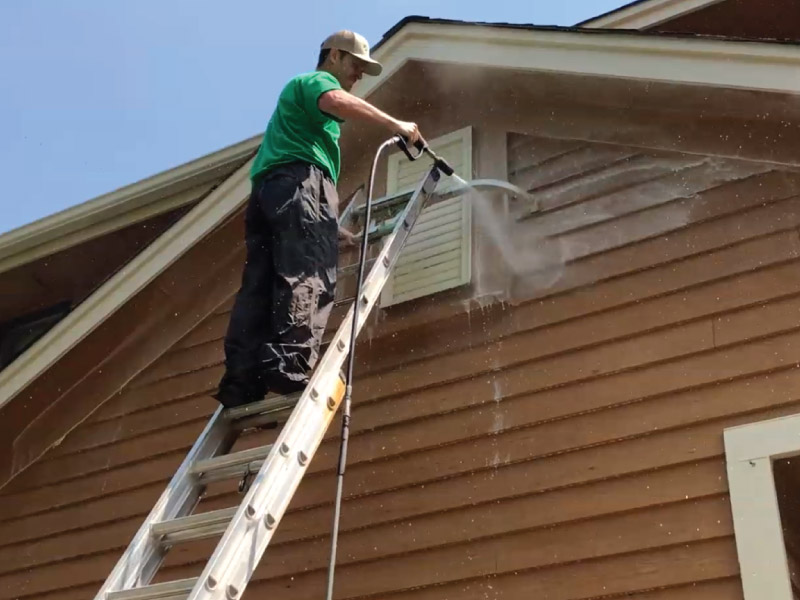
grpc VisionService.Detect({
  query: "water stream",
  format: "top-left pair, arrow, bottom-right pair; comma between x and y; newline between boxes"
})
448,175 -> 566,288
450,175 -> 525,275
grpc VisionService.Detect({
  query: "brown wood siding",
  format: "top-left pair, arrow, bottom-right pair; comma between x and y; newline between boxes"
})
651,0 -> 800,41
0,205 -> 195,326
7,122 -> 800,600
0,171 -> 243,489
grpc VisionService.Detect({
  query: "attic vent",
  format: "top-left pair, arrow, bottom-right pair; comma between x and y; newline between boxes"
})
381,126 -> 472,307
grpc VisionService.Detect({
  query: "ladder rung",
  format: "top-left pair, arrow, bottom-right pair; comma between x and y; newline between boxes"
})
351,189 -> 413,216
106,578 -> 196,600
334,295 -> 356,308
223,392 -> 300,422
338,257 -> 377,277
152,507 -> 237,544
190,445 -> 273,482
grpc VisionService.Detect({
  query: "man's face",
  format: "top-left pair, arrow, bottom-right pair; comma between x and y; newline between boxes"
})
330,50 -> 366,91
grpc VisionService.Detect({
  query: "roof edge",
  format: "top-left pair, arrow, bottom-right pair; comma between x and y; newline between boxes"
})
372,15 -> 800,51
578,0 -> 726,29
0,158 -> 253,412
356,17 -> 800,101
0,134 -> 261,276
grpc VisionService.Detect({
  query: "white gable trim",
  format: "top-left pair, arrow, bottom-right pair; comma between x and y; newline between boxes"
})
0,159 -> 253,411
724,415 -> 800,600
356,20 -> 800,100
579,0 -> 726,30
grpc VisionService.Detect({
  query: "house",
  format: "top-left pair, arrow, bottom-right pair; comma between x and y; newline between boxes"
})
2,0 -> 800,598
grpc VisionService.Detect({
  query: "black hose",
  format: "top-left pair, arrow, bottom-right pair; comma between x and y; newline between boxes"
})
325,137 -> 396,600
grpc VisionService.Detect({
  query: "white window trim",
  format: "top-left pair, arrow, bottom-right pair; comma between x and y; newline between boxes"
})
724,415 -> 800,599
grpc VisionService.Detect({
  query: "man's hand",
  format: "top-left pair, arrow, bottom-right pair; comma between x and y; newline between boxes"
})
338,226 -> 359,247
393,120 -> 421,145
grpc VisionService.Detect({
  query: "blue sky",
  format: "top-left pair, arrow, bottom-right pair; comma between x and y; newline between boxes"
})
0,1 -> 627,234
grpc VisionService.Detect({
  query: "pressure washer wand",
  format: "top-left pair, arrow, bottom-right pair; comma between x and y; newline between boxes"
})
394,135 -> 456,176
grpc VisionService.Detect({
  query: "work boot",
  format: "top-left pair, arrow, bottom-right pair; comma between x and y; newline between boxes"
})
213,375 -> 266,409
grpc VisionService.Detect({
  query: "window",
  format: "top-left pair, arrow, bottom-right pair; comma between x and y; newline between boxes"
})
381,126 -> 473,307
0,302 -> 71,370
724,415 -> 800,599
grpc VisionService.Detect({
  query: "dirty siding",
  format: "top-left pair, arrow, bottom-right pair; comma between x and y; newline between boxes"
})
4,106 -> 800,600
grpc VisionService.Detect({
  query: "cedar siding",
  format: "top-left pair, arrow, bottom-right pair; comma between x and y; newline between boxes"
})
650,0 -> 800,40
4,75 -> 800,600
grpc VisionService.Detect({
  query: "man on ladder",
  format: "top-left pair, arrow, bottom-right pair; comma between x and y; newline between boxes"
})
215,30 -> 422,409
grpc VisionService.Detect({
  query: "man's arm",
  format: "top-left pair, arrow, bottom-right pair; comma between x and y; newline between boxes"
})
321,89 -> 420,245
318,90 -> 421,143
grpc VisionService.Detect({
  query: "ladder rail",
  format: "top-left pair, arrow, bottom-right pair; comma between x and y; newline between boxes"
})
93,406 -> 232,599
185,166 -> 442,600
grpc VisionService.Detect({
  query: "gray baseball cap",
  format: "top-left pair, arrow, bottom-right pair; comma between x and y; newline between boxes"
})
321,30 -> 383,76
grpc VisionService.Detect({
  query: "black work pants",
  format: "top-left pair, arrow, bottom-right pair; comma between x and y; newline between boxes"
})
215,162 -> 339,408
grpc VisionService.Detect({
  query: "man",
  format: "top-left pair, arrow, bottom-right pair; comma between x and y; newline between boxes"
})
214,30 -> 422,408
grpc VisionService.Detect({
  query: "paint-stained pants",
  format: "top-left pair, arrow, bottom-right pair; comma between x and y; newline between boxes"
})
215,162 -> 339,408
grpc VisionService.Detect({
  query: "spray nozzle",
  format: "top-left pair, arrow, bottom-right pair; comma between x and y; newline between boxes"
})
394,135 -> 456,177
429,153 -> 455,177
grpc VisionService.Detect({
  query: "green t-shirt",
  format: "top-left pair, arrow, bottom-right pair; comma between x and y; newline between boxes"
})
250,71 -> 344,184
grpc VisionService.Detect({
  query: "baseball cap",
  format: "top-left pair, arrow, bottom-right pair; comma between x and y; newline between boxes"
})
321,30 -> 383,76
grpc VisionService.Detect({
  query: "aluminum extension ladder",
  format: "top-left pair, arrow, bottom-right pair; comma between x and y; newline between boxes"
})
93,164 -> 445,600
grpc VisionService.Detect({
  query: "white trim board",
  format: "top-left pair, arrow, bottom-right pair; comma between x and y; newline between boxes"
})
579,0 -> 727,30
355,20 -> 800,100
0,159 -> 254,412
0,135 -> 260,276
724,414 -> 800,599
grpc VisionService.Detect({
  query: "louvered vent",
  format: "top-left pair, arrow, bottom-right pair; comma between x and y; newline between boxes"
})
381,127 -> 472,307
